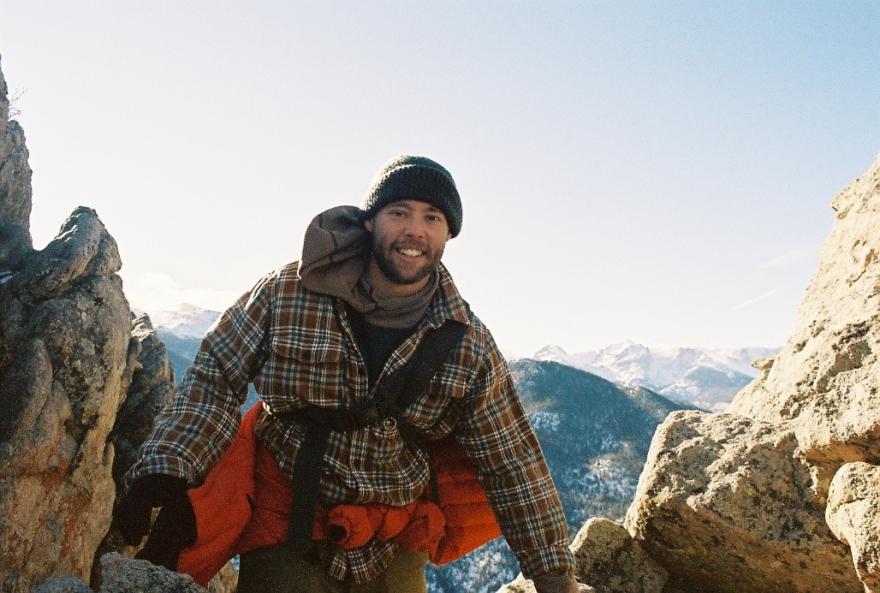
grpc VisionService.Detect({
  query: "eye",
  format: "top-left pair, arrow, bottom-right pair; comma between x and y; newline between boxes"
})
426,213 -> 445,224
388,209 -> 406,218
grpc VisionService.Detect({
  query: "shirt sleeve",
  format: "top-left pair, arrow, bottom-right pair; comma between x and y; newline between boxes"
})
123,271 -> 275,490
454,328 -> 573,578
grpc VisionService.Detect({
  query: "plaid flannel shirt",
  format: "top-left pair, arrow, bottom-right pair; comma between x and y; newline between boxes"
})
126,261 -> 572,583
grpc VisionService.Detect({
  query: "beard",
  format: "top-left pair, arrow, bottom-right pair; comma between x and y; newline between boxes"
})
369,233 -> 443,286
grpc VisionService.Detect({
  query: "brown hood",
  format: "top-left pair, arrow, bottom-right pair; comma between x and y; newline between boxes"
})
298,205 -> 437,328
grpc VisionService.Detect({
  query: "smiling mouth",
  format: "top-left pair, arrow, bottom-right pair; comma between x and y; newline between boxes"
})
396,247 -> 424,257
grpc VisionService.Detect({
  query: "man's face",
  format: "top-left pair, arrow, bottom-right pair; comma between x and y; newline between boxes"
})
364,200 -> 451,292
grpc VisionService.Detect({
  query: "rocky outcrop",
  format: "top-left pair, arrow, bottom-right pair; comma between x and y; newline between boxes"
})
728,154 -> 880,471
826,462 -> 880,593
0,203 -> 132,591
0,53 -> 238,593
0,53 -> 33,270
614,154 -> 880,593
0,55 -> 146,593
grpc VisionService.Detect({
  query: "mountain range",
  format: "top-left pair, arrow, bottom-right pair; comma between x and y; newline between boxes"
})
532,341 -> 777,411
149,304 -> 776,412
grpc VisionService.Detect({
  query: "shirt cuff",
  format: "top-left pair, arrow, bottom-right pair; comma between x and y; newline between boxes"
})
122,454 -> 196,493
518,544 -> 574,579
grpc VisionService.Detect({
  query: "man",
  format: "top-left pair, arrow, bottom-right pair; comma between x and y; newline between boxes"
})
115,156 -> 581,592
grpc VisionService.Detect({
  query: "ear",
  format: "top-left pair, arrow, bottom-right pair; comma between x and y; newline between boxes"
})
364,218 -> 374,233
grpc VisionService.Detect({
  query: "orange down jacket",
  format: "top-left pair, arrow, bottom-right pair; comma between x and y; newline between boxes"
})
175,403 -> 502,587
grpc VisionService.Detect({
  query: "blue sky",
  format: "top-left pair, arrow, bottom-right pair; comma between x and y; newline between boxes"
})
2,1 -> 878,355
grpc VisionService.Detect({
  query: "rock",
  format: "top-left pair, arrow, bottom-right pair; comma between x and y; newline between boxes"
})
96,553 -> 206,593
612,155 -> 880,593
826,462 -> 880,592
496,575 -> 596,593
728,154 -> 880,471
7,207 -> 122,304
109,313 -> 175,486
35,557 -> 236,593
624,411 -> 862,593
33,577 -> 94,593
92,312 -> 177,575
206,562 -> 238,593
0,234 -> 132,590
0,53 -> 34,270
0,59 -> 134,593
570,517 -> 666,593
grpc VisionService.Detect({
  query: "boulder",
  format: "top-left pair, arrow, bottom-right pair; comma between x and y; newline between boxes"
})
96,553 -> 206,593
36,555 -> 239,593
623,411 -> 861,593
570,517 -> 665,593
826,461 -> 880,593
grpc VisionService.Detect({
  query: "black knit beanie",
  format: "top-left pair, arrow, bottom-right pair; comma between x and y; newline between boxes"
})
362,155 -> 463,237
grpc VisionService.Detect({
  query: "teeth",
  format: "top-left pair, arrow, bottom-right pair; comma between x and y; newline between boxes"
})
398,248 -> 423,257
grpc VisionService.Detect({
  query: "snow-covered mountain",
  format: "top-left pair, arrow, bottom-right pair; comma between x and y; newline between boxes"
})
147,303 -> 221,338
532,340 -> 778,411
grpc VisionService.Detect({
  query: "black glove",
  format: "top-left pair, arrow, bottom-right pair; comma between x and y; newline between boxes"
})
136,494 -> 197,571
114,474 -> 197,571
114,474 -> 189,545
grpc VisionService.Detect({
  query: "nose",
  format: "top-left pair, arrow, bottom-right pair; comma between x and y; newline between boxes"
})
402,217 -> 426,238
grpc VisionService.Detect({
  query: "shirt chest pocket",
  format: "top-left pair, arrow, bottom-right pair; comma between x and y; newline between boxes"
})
262,328 -> 349,407
398,361 -> 476,438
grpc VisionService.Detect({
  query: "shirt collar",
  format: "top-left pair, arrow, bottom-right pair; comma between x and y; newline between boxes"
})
424,263 -> 472,328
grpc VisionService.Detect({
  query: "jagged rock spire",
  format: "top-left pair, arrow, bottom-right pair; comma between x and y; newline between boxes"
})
0,53 -> 34,269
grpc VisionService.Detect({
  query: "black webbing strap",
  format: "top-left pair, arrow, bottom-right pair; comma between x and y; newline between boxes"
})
288,423 -> 330,545
373,320 -> 468,418
285,319 -> 467,547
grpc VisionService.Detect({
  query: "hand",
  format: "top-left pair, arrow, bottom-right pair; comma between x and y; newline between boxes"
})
112,474 -> 191,546
136,495 -> 197,570
531,570 -> 587,593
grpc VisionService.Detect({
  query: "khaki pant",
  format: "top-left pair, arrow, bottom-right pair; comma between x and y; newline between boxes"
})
236,544 -> 428,593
